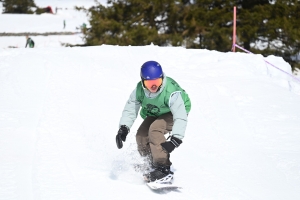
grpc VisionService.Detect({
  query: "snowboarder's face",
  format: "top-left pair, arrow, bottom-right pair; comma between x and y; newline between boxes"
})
144,78 -> 162,93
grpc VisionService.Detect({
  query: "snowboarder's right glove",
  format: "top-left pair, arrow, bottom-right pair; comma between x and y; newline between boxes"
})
116,125 -> 129,149
161,136 -> 182,153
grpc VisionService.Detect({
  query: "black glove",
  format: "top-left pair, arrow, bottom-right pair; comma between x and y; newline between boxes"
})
116,125 -> 129,149
161,136 -> 182,153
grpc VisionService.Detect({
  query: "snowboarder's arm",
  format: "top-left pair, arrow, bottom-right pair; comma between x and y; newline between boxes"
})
169,92 -> 188,140
119,88 -> 141,129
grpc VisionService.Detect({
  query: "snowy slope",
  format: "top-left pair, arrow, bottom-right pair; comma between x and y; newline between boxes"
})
0,45 -> 300,200
1,0 -> 300,199
0,0 -> 101,48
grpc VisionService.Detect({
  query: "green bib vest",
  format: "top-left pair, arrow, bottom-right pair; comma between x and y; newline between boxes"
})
136,77 -> 191,119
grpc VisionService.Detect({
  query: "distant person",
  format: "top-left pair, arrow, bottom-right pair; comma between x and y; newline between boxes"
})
116,61 -> 191,184
63,20 -> 66,29
25,36 -> 35,48
81,23 -> 86,34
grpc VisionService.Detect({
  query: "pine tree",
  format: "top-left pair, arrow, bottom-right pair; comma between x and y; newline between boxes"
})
3,0 -> 36,14
183,0 -> 234,50
84,0 -> 189,46
183,0 -> 300,70
253,0 -> 300,70
84,0 -> 300,70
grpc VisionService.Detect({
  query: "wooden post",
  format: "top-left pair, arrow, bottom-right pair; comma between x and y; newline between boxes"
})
232,6 -> 236,52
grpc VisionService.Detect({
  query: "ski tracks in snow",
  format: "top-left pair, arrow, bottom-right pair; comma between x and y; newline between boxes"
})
1,47 -> 300,199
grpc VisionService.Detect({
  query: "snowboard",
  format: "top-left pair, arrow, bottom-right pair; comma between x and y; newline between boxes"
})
146,181 -> 182,190
143,174 -> 182,190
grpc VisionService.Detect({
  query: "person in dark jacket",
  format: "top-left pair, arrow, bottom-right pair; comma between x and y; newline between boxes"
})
25,36 -> 35,48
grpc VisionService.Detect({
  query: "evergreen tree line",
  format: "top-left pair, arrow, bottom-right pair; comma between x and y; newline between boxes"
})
1,0 -> 53,14
83,0 -> 300,71
1,0 -> 36,14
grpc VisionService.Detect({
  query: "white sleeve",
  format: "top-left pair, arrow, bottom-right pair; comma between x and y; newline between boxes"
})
119,88 -> 141,129
169,92 -> 188,139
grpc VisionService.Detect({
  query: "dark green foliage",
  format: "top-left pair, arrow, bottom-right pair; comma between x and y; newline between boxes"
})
2,0 -> 36,14
84,0 -> 189,46
253,0 -> 300,71
85,1 -> 300,70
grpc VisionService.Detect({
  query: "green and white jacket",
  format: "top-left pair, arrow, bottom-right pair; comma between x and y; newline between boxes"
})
119,76 -> 191,139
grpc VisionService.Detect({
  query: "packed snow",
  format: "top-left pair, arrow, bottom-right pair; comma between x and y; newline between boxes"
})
0,0 -> 106,48
1,43 -> 300,200
1,1 -> 300,200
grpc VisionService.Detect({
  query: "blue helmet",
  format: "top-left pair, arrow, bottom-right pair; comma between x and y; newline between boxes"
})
140,61 -> 163,80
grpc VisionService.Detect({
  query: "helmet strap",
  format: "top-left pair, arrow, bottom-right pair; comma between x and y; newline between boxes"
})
141,77 -> 146,89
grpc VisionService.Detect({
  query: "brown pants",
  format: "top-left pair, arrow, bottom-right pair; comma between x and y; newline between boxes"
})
136,112 -> 173,167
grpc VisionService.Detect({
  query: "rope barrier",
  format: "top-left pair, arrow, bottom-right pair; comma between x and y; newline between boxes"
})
234,44 -> 300,84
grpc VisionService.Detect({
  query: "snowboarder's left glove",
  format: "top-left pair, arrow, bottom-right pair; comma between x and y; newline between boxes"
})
161,136 -> 182,153
116,125 -> 129,149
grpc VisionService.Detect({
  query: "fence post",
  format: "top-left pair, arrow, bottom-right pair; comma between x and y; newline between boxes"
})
232,6 -> 236,52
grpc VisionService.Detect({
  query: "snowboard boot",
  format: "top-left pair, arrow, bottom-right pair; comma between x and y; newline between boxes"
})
144,165 -> 174,183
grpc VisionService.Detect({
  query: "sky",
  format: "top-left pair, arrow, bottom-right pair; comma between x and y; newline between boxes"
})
1,1 -> 300,200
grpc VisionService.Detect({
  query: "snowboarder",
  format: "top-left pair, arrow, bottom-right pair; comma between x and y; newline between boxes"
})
116,60 -> 191,183
25,36 -> 34,48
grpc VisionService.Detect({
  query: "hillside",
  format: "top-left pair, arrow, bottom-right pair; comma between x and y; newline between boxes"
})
0,45 -> 300,199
